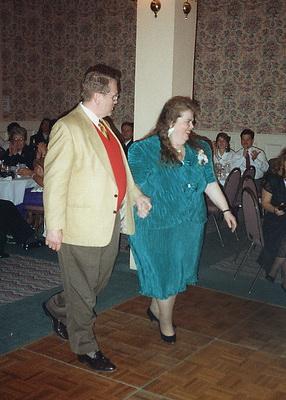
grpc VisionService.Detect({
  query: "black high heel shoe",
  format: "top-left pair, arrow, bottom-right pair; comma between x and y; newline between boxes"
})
147,307 -> 176,329
147,307 -> 159,323
160,329 -> 176,344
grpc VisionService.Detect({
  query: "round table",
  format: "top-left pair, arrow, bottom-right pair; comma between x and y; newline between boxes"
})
0,177 -> 36,206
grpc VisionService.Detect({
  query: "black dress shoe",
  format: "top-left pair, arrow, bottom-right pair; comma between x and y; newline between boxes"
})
78,351 -> 116,372
42,302 -> 68,340
0,252 -> 9,258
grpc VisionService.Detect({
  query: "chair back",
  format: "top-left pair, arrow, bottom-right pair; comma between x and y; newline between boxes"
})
241,187 -> 264,247
223,167 -> 241,208
242,166 -> 256,180
235,166 -> 256,206
242,176 -> 258,202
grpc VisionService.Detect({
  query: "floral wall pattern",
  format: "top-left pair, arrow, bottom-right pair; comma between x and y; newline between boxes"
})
1,0 -> 285,136
193,0 -> 286,135
0,0 -> 137,127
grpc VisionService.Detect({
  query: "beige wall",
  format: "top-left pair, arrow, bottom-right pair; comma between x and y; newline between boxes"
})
134,0 -> 198,139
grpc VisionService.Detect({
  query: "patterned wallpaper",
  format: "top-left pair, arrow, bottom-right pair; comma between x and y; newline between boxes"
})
0,0 -> 137,126
193,0 -> 286,135
1,0 -> 285,135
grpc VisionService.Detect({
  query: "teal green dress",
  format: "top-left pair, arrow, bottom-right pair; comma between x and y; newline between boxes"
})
128,135 -> 216,299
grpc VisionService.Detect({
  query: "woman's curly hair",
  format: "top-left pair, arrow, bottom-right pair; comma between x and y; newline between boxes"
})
272,147 -> 286,177
143,96 -> 200,165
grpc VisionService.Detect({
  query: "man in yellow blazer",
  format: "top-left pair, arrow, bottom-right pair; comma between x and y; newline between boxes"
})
43,64 -> 152,372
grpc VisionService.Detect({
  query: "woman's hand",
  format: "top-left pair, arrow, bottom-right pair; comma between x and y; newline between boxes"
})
223,210 -> 237,232
274,204 -> 285,216
212,141 -> 218,157
34,164 -> 44,178
36,142 -> 47,158
9,142 -> 18,156
135,194 -> 152,218
17,167 -> 33,177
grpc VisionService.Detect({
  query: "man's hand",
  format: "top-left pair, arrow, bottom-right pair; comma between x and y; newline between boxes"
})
135,194 -> 152,219
46,229 -> 63,252
251,150 -> 261,161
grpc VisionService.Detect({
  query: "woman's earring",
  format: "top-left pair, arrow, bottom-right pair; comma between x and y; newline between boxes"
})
168,126 -> 175,137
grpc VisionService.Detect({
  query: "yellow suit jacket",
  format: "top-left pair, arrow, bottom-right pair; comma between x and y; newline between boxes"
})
44,104 -> 141,247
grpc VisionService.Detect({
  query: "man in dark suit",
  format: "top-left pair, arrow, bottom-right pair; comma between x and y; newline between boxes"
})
121,121 -> 134,155
43,64 -> 152,373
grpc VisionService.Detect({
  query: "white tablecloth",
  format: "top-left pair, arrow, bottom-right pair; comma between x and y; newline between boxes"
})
0,177 -> 36,205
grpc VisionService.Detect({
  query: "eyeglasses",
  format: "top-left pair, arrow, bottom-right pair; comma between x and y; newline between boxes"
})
100,92 -> 119,102
12,137 -> 25,142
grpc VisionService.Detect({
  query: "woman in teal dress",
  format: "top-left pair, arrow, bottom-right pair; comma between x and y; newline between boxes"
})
128,96 -> 237,344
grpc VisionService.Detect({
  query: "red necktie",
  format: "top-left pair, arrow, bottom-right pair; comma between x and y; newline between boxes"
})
245,151 -> 250,168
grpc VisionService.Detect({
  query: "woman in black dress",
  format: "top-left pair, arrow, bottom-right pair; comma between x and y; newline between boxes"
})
259,148 -> 286,291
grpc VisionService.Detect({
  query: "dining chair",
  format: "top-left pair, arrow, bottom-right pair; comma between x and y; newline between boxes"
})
205,196 -> 225,247
233,187 -> 264,293
205,168 -> 241,247
232,176 -> 260,263
223,167 -> 241,213
234,166 -> 256,208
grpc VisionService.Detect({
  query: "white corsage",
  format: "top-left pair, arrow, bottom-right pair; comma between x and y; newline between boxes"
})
197,148 -> 208,167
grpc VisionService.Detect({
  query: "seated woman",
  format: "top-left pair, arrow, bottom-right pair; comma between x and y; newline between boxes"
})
258,148 -> 286,291
212,133 -> 235,183
3,126 -> 34,170
30,118 -> 52,148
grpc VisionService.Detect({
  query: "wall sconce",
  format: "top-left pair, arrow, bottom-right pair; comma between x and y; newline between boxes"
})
183,1 -> 192,19
150,0 -> 161,18
150,0 -> 198,19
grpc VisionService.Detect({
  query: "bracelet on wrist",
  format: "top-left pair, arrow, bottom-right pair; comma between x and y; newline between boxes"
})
222,209 -> 231,214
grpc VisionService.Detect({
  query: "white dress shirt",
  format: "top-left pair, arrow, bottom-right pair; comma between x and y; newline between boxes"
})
231,146 -> 269,179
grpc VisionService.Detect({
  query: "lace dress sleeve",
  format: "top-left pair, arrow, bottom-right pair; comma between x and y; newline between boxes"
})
262,175 -> 273,194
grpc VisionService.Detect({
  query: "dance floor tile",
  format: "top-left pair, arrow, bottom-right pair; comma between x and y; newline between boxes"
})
27,309 -> 212,388
3,286 -> 286,399
220,304 -> 286,355
114,287 -> 264,337
144,340 -> 286,400
127,390 -> 170,399
0,349 -> 136,400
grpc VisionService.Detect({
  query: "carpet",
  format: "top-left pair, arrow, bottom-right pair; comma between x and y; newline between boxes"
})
0,254 -> 62,306
210,245 -> 282,284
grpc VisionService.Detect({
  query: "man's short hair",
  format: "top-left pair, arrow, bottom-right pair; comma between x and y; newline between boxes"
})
121,122 -> 134,131
240,129 -> 254,139
80,64 -> 121,102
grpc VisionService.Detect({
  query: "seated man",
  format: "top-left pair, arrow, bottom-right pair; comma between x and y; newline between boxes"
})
121,122 -> 134,155
232,129 -> 269,190
0,199 -> 42,258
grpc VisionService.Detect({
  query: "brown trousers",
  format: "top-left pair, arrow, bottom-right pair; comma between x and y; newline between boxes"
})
46,214 -> 120,355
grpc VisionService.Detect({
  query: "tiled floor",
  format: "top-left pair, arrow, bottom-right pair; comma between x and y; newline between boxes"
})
1,286 -> 286,400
